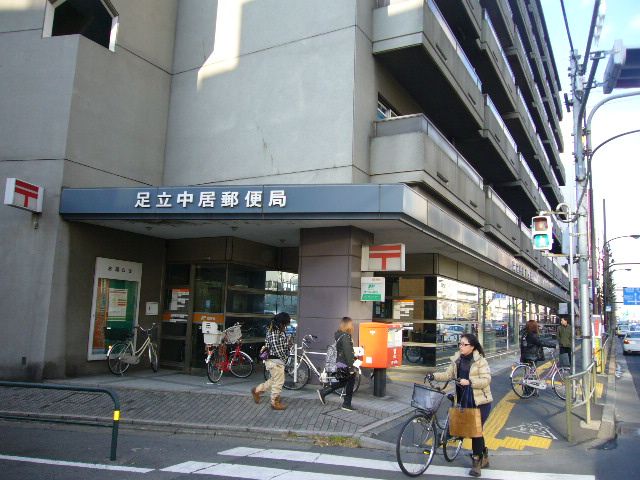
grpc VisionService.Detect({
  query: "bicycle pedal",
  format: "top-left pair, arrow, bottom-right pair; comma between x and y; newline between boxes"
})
423,449 -> 432,456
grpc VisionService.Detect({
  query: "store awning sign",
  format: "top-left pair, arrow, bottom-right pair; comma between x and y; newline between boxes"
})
4,178 -> 44,213
361,244 -> 405,272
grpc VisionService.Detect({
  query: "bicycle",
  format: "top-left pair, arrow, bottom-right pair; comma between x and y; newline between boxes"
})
107,324 -> 159,375
263,334 -> 362,396
205,323 -> 255,383
510,348 -> 573,400
396,378 -> 462,477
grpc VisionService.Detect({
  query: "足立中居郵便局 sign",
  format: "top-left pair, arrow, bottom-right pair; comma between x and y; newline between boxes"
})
361,277 -> 385,302
623,287 -> 640,306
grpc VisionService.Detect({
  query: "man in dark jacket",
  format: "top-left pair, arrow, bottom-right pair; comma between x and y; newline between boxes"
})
317,317 -> 357,411
557,318 -> 572,366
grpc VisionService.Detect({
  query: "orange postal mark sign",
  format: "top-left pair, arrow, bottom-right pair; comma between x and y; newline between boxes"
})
359,322 -> 403,368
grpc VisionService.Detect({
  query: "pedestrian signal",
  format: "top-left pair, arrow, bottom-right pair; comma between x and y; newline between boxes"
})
531,215 -> 553,251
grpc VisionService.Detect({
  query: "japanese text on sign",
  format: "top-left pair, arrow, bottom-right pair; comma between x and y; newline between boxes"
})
133,189 -> 287,209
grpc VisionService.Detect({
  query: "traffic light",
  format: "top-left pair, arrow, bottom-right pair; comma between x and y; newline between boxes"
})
531,215 -> 553,251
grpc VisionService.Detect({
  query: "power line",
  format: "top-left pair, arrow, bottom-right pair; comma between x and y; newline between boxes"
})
560,0 -> 575,55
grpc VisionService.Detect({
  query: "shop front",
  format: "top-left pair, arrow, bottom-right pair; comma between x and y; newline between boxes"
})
59,183 -> 568,375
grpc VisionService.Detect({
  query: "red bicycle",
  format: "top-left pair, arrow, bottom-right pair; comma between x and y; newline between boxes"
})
205,324 -> 254,383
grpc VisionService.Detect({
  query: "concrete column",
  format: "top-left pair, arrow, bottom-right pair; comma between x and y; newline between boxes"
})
297,227 -> 374,350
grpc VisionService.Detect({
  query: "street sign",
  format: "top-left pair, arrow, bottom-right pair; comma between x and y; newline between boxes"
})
603,40 -> 640,94
361,277 -> 385,302
592,314 -> 603,338
623,287 -> 640,305
3,177 -> 44,213
361,244 -> 405,271
606,305 -> 612,313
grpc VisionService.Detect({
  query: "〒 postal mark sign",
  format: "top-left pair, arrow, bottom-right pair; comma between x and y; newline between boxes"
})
361,244 -> 405,272
4,178 -> 44,213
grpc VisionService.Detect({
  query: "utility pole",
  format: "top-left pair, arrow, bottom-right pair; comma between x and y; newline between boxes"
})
571,50 -> 593,371
602,199 -> 610,329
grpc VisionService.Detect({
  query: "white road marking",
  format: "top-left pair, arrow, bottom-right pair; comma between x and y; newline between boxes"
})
0,454 -> 153,473
218,447 -> 596,480
195,463 -> 288,479
161,461 -> 217,473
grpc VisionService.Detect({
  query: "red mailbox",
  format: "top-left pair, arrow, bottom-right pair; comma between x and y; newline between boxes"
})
359,322 -> 403,368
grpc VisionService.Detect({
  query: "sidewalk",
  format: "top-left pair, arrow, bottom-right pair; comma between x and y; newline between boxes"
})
0,349 -> 607,451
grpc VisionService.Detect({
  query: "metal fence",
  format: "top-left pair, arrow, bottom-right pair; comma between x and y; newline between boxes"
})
0,381 -> 121,460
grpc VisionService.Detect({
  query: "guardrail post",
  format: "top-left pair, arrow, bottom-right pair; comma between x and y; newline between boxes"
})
565,377 -> 573,442
585,370 -> 591,425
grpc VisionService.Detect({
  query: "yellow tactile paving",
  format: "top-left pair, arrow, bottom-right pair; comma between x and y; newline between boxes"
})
460,360 -> 556,451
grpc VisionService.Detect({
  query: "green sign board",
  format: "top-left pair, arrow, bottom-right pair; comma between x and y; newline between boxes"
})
361,277 -> 385,302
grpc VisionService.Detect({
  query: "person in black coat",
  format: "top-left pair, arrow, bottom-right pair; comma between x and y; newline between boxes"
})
317,317 -> 357,411
521,320 -> 555,363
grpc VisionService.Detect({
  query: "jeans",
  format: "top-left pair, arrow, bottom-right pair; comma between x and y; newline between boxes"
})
559,347 -> 572,366
322,373 -> 355,405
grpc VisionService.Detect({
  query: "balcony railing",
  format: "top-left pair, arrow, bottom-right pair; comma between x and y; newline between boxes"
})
515,26 -> 535,81
488,188 -> 519,224
520,153 -> 538,189
484,10 -> 517,85
486,95 -> 518,152
429,0 -> 482,90
517,87 -> 536,133
535,133 -> 551,168
375,113 -> 484,188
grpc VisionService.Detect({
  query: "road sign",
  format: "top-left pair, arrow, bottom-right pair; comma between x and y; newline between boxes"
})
360,277 -> 385,302
623,287 -> 640,305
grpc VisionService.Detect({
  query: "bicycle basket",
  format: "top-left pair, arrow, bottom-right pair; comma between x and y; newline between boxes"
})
411,383 -> 446,413
224,324 -> 242,344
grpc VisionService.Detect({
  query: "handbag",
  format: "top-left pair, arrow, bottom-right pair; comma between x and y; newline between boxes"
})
259,345 -> 269,361
448,387 -> 483,438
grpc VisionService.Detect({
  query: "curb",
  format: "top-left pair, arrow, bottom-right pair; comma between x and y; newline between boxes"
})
597,342 -> 617,440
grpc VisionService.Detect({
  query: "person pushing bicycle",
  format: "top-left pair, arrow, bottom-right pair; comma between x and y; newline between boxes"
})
426,333 -> 492,478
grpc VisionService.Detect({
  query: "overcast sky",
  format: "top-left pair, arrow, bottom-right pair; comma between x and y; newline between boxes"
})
541,0 -> 640,319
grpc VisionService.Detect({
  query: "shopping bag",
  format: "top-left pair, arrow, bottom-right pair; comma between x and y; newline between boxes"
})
448,406 -> 483,438
449,387 -> 482,438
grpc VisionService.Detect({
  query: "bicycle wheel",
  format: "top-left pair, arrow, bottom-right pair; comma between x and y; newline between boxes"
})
229,350 -> 254,378
511,364 -> 536,399
396,413 -> 437,477
441,414 -> 463,462
107,342 -> 133,375
148,342 -> 159,372
283,360 -> 310,390
552,367 -> 574,401
206,348 -> 224,383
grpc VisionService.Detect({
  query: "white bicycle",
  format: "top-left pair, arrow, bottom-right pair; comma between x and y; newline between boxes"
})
263,334 -> 362,396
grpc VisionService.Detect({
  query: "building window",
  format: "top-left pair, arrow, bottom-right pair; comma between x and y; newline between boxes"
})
43,0 -> 119,52
377,97 -> 399,120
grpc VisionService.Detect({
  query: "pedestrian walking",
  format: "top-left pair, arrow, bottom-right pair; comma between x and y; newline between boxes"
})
557,317 -> 572,366
317,317 -> 358,412
251,312 -> 291,411
427,333 -> 492,477
521,320 -> 555,364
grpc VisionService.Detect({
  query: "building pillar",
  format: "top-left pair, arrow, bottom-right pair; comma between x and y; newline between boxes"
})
297,227 -> 374,350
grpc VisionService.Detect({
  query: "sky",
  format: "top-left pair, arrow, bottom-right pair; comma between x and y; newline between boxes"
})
540,0 -> 640,319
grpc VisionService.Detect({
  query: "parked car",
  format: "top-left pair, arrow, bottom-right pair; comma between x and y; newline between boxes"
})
442,324 -> 465,344
617,323 -> 630,337
623,332 -> 640,355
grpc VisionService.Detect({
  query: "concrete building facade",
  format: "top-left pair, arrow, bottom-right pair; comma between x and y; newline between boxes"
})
1,0 -> 569,380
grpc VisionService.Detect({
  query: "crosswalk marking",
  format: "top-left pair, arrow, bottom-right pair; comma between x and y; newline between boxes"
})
161,461 -> 217,473
0,454 -> 153,473
217,447 -> 596,480
195,463 -> 288,479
